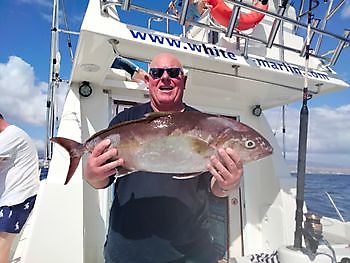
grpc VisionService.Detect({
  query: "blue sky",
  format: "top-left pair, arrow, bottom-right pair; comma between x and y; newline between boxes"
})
0,0 -> 349,168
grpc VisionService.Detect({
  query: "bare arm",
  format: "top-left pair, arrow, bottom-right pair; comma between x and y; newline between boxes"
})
83,139 -> 124,189
207,147 -> 243,197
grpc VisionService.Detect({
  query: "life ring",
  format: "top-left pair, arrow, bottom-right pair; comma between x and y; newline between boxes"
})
207,0 -> 268,31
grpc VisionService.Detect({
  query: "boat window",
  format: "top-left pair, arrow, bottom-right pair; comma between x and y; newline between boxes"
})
114,100 -> 139,114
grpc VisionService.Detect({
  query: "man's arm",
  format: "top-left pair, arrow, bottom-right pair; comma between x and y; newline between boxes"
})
83,139 -> 124,189
210,176 -> 239,197
207,147 -> 243,197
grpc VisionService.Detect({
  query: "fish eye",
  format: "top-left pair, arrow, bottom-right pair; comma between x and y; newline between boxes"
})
245,140 -> 256,149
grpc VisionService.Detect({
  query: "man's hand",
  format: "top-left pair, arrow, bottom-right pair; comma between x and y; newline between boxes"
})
207,147 -> 243,197
83,139 -> 124,189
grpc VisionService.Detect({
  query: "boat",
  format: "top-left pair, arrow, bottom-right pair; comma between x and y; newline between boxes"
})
10,0 -> 350,262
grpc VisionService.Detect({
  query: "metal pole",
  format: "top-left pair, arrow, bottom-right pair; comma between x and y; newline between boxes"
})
293,0 -> 313,249
45,0 -> 59,162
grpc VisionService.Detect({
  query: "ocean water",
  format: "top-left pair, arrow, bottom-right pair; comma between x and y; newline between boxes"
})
298,173 -> 350,222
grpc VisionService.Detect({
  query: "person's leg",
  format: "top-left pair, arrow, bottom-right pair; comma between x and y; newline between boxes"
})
0,196 -> 36,263
0,232 -> 16,263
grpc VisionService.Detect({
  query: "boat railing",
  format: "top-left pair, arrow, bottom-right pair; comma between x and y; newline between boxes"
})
101,0 -> 349,67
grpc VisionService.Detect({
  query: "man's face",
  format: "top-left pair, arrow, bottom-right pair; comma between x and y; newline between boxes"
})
145,54 -> 186,111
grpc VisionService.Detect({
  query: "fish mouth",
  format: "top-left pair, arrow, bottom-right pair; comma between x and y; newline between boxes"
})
159,86 -> 174,91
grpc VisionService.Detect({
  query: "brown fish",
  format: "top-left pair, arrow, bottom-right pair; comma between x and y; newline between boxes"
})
51,111 -> 273,184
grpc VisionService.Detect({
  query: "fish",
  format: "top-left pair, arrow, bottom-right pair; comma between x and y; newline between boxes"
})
51,111 -> 273,184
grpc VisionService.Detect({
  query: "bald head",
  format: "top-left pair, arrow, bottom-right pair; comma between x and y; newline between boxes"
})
145,53 -> 186,112
149,53 -> 183,69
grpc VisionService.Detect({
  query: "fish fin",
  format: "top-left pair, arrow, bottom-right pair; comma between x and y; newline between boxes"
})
50,137 -> 85,185
173,172 -> 205,180
144,112 -> 176,121
90,112 -> 175,140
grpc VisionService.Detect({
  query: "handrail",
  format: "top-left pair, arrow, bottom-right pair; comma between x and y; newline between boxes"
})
100,0 -> 350,66
225,0 -> 241,38
147,0 -> 178,32
226,0 -> 349,43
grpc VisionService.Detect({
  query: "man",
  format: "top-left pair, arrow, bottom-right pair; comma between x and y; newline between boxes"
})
84,53 -> 243,263
0,113 -> 40,263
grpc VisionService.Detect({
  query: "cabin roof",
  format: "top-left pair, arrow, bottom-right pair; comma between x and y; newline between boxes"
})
69,0 -> 349,111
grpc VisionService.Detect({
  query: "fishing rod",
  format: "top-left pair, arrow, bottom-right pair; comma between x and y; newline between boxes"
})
293,0 -> 318,250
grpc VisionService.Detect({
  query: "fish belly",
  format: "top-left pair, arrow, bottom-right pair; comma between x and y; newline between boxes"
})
127,136 -> 213,173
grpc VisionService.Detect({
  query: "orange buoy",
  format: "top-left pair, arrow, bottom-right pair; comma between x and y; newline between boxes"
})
207,0 -> 268,31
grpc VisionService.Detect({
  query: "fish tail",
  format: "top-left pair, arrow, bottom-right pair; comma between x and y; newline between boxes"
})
50,137 -> 85,185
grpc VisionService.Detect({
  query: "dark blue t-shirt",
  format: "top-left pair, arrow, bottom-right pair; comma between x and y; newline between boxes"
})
104,102 -> 219,263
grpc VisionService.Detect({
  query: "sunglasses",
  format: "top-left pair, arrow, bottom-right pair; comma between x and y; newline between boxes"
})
149,67 -> 183,79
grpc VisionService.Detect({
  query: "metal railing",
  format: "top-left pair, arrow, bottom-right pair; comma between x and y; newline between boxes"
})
101,0 -> 350,67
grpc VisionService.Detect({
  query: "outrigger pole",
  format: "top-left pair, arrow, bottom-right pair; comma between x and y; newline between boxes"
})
45,0 -> 60,162
293,0 -> 316,249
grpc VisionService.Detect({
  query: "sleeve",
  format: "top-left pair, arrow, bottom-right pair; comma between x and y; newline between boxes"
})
111,57 -> 139,76
0,130 -> 16,158
108,109 -> 130,128
0,138 -> 10,156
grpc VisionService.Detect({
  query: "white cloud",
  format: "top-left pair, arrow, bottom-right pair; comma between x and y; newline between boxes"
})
18,0 -> 55,24
0,56 -> 47,126
308,105 -> 350,154
265,105 -> 350,168
41,10 -> 65,24
19,0 -> 82,27
18,0 -> 51,8
0,56 -> 68,127
33,138 -> 45,153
